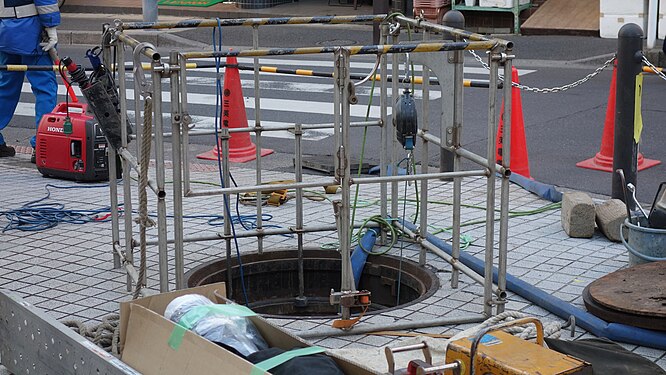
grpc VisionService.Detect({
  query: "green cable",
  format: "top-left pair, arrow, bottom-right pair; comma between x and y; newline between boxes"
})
350,62 -> 379,247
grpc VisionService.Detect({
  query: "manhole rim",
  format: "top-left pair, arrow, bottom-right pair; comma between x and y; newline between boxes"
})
185,248 -> 441,319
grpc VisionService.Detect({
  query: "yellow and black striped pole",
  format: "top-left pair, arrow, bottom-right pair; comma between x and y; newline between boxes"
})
120,15 -> 388,30
181,40 -> 498,60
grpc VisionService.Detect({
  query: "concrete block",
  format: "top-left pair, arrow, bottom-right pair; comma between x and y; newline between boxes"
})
561,191 -> 595,238
595,199 -> 627,242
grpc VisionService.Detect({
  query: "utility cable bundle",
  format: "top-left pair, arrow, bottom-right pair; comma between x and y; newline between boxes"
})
0,184 -> 116,232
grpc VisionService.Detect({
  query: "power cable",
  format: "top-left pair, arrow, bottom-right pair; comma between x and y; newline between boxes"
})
212,19 -> 250,306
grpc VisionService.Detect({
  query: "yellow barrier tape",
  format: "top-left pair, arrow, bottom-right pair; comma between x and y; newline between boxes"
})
634,73 -> 643,143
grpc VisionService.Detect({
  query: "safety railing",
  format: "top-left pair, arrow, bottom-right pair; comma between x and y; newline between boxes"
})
102,13 -> 514,322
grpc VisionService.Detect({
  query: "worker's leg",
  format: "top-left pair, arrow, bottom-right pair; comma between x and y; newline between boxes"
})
0,51 -> 24,154
24,53 -> 57,148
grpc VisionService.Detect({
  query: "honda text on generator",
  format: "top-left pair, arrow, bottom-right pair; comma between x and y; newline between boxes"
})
36,48 -> 131,182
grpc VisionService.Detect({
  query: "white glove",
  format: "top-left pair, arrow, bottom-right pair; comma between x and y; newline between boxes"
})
40,27 -> 58,52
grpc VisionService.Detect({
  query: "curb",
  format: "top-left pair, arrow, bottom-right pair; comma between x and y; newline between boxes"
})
61,4 -> 297,20
59,30 -> 211,49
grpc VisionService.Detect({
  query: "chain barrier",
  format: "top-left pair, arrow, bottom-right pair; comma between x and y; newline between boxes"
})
467,48 -> 617,93
642,54 -> 666,82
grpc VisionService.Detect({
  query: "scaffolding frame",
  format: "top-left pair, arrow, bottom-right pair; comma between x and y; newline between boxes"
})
105,14 -> 514,322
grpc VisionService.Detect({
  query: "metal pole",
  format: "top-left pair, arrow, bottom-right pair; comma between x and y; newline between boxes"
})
142,0 -> 158,22
102,36 -> 121,272
339,48 -> 354,296
611,23 -> 643,201
294,123 -> 305,304
497,54 -> 513,314
440,11 -> 464,178
180,55 -> 192,195
483,49 -> 500,317
391,33 -> 400,219
373,1 -> 389,44
648,0 -> 658,49
144,223 -> 381,246
449,10 -> 465,289
117,38 -> 135,292
221,127 -> 233,300
297,314 -> 486,339
418,29 -> 430,267
170,51 -> 185,290
380,24 -> 389,246
252,25 -> 265,255
152,59 -> 169,292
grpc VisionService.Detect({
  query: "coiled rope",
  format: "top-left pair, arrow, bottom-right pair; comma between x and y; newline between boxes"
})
62,314 -> 121,356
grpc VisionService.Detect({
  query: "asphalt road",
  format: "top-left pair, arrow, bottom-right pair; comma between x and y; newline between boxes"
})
3,15 -> 664,205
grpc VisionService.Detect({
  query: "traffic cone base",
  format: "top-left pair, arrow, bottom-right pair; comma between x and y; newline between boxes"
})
576,153 -> 661,172
196,142 -> 273,163
196,53 -> 274,163
577,61 -> 661,172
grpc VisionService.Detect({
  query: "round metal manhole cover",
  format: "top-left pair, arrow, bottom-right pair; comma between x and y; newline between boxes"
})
583,260 -> 666,330
316,39 -> 356,46
186,249 -> 439,319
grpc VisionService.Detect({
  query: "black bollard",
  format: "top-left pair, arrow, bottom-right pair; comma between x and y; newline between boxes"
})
440,10 -> 465,177
611,23 -> 643,201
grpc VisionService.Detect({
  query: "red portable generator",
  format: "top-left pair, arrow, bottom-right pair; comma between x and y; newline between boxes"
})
36,102 -> 121,182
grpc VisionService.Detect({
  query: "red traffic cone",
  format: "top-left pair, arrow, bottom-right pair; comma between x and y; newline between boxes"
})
576,62 -> 660,172
496,67 -> 531,179
197,55 -> 273,163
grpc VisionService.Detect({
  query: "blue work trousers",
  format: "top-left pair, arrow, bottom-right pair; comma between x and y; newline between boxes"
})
0,51 -> 57,147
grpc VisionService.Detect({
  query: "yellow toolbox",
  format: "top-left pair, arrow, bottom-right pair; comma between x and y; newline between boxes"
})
445,317 -> 592,375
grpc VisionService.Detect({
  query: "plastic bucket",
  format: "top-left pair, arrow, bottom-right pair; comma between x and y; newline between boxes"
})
620,218 -> 666,266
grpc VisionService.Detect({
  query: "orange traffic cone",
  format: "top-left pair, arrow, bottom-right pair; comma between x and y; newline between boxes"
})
496,67 -> 531,179
576,62 -> 660,172
197,55 -> 273,163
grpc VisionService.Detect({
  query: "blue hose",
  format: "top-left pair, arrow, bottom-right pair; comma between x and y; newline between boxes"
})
509,173 -> 562,203
350,229 -> 378,287
400,220 -> 666,350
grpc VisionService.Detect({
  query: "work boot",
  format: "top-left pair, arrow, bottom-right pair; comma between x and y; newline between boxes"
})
31,149 -> 36,164
0,143 -> 15,157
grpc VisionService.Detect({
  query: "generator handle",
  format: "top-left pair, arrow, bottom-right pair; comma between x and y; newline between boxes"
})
384,341 -> 432,374
53,101 -> 87,114
469,317 -> 544,375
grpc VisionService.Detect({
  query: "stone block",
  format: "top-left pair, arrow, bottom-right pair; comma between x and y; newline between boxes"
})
561,191 -> 595,238
595,199 -> 627,242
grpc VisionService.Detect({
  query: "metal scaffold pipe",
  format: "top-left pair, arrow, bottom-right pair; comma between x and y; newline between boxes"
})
393,14 -> 512,49
181,40 -> 498,59
120,14 -> 388,30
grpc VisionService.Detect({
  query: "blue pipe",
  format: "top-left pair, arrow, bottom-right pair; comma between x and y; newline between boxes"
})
400,220 -> 666,350
350,229 -> 379,287
509,173 -> 562,203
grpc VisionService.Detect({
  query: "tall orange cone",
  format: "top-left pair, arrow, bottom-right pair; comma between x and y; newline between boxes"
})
197,55 -> 273,163
496,67 -> 531,179
576,62 -> 660,171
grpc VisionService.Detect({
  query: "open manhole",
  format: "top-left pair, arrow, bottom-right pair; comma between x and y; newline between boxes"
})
186,249 -> 439,318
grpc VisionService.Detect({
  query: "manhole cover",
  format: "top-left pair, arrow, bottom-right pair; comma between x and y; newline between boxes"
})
186,249 -> 439,318
583,260 -> 666,331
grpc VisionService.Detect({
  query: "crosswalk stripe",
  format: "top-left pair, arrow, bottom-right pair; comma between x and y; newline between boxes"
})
14,101 -> 335,141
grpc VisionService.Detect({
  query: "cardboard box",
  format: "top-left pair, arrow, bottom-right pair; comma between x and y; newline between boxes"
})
119,282 -> 378,375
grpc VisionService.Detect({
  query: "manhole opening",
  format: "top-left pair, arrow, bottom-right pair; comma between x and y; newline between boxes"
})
186,249 -> 440,319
